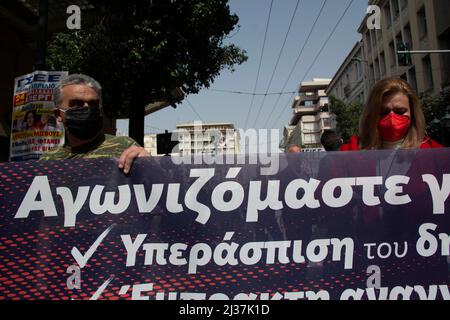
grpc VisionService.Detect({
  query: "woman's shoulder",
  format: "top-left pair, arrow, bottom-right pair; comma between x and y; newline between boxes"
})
340,135 -> 360,151
420,137 -> 444,149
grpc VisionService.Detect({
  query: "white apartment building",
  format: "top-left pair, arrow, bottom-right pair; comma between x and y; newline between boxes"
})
175,122 -> 239,155
143,134 -> 159,156
282,78 -> 335,151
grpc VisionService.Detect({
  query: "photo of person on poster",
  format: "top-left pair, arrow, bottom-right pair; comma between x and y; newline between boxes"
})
22,110 -> 43,131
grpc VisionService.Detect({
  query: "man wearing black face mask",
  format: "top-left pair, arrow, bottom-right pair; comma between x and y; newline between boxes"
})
40,74 -> 148,174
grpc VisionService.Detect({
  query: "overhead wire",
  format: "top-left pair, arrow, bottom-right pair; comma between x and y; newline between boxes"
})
262,0 -> 328,129
243,0 -> 274,129
145,125 -> 166,132
269,0 -> 356,130
252,0 -> 302,128
209,88 -> 297,96
185,98 -> 205,123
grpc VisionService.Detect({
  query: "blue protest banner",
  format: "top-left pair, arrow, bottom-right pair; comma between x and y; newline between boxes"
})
0,149 -> 449,300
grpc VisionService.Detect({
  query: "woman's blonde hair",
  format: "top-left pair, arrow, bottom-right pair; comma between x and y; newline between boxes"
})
359,77 -> 426,149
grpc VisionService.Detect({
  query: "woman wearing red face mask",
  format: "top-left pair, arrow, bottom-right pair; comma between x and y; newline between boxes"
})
333,79 -> 446,287
340,77 -> 443,150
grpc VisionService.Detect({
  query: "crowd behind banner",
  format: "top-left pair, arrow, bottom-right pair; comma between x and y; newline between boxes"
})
0,149 -> 449,300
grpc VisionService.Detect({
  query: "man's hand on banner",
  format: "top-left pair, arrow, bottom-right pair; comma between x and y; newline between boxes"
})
118,146 -> 150,174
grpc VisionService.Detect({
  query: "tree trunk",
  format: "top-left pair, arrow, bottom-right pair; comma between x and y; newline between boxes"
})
34,0 -> 48,70
128,94 -> 145,147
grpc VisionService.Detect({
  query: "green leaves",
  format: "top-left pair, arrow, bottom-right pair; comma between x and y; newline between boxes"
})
329,96 -> 362,141
420,87 -> 450,141
47,0 -> 247,120
329,87 -> 450,143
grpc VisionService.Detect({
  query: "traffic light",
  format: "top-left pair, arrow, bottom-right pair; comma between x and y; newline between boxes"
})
397,42 -> 412,66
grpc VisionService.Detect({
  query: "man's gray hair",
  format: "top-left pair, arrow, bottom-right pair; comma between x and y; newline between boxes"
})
54,74 -> 102,107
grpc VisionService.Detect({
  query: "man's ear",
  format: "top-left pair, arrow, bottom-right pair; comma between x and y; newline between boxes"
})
55,108 -> 63,123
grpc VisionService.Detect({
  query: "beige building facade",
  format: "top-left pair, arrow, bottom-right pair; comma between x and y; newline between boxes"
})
326,41 -> 369,104
358,0 -> 450,96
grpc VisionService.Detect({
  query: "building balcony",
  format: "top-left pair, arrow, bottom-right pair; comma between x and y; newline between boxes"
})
294,104 -> 321,115
298,93 -> 319,103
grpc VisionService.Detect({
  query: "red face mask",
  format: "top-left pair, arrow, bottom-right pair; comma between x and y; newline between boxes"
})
378,112 -> 411,142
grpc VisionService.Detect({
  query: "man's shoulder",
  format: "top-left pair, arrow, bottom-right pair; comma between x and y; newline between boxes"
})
39,135 -> 140,161
39,145 -> 69,161
88,134 -> 139,158
103,134 -> 139,148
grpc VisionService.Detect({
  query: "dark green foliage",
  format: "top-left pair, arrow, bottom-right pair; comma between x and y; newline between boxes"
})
47,0 -> 247,143
420,87 -> 450,143
329,96 -> 362,141
330,87 -> 450,145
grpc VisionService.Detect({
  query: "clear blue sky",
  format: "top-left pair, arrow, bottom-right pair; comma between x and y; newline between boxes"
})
117,0 -> 369,136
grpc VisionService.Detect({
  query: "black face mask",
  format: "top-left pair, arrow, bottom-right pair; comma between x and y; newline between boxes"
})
63,106 -> 103,140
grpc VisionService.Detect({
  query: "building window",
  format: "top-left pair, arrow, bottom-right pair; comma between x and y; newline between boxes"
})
304,134 -> 313,144
371,29 -> 377,47
389,41 -> 397,67
400,0 -> 407,11
438,31 -> 450,87
408,67 -> 418,93
422,55 -> 433,92
366,32 -> 371,54
374,57 -> 380,81
369,63 -> 375,84
417,6 -> 428,40
395,32 -> 403,67
395,32 -> 402,48
303,122 -> 316,133
400,73 -> 407,82
376,29 -> 382,42
380,53 -> 386,77
384,2 -> 392,28
404,24 -> 412,48
392,0 -> 400,21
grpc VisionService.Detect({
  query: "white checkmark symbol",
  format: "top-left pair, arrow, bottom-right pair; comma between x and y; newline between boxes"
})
90,275 -> 115,300
71,224 -> 115,269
